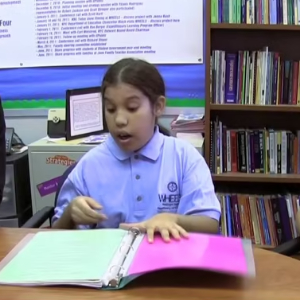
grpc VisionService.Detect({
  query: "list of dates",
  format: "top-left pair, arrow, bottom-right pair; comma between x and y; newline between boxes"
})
35,0 -> 180,58
0,0 -> 203,67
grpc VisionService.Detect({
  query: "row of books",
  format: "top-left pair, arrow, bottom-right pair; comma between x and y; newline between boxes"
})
218,193 -> 299,247
210,120 -> 300,174
211,48 -> 300,105
211,0 -> 300,25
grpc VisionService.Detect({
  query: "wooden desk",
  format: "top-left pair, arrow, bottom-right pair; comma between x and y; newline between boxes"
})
0,228 -> 299,300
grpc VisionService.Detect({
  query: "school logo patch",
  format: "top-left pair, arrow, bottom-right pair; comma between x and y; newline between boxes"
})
167,182 -> 177,193
157,181 -> 180,213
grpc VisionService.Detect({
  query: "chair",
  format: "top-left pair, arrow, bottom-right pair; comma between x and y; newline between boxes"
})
272,237 -> 300,256
22,162 -> 77,228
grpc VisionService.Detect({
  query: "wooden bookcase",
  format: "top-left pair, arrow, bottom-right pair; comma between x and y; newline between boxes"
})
204,3 -> 300,251
204,5 -> 300,186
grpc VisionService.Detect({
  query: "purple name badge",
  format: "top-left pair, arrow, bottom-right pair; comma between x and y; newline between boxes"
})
36,176 -> 62,197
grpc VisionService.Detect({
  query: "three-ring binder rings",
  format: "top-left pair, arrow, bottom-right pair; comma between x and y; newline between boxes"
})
0,228 -> 255,289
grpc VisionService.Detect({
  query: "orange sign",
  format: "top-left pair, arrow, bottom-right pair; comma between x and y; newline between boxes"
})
46,155 -> 76,167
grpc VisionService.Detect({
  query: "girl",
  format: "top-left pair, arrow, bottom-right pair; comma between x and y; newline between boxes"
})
52,58 -> 221,242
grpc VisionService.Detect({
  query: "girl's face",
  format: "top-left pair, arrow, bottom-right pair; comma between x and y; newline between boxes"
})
104,83 -> 165,152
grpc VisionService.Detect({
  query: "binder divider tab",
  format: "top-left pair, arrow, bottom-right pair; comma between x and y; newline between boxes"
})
105,227 -> 141,288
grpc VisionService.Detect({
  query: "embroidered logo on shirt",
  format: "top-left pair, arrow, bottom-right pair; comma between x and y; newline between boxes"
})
157,181 -> 180,213
167,182 -> 177,192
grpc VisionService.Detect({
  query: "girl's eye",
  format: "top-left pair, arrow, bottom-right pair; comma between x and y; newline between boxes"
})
128,107 -> 138,112
106,108 -> 115,113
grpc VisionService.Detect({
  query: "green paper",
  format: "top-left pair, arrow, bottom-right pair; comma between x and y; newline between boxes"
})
0,229 -> 126,284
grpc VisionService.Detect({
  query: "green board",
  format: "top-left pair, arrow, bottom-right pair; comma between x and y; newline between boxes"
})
3,98 -> 205,109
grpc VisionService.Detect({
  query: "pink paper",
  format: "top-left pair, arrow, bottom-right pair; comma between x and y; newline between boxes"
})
128,233 -> 248,276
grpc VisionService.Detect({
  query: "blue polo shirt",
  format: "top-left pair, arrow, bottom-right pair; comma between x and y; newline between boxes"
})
52,126 -> 221,228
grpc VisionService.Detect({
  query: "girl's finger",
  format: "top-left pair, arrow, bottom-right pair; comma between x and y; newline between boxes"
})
147,227 -> 155,243
175,224 -> 189,238
160,228 -> 171,242
74,211 -> 100,225
170,227 -> 181,240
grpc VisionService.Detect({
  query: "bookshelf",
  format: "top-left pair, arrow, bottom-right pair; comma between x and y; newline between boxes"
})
204,5 -> 300,182
204,2 -> 300,250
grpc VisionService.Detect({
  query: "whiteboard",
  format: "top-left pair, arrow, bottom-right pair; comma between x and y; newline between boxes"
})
0,0 -> 203,68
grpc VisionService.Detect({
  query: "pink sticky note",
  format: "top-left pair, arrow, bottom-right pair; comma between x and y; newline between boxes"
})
128,233 -> 249,276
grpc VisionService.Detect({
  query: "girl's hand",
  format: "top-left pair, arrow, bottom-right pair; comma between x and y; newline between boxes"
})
119,213 -> 188,243
69,196 -> 107,225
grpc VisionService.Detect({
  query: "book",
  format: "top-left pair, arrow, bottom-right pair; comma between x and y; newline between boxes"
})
0,228 -> 255,289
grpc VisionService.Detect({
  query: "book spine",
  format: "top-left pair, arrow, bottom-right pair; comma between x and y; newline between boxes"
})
225,53 -> 238,103
278,198 -> 293,242
269,0 -> 277,23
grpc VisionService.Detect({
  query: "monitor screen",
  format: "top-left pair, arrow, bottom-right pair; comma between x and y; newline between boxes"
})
66,87 -> 107,141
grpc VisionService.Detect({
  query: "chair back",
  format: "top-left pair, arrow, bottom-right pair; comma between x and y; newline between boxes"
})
54,162 -> 78,206
158,125 -> 170,136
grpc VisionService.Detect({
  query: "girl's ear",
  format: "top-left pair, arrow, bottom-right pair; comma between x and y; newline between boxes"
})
154,96 -> 166,117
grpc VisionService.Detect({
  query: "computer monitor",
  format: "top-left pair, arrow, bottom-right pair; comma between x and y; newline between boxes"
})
65,87 -> 108,141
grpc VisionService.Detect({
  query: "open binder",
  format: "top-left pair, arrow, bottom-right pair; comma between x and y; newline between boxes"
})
102,227 -> 145,289
0,228 -> 255,289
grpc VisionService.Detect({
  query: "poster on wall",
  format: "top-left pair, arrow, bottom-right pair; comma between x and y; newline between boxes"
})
0,0 -> 204,68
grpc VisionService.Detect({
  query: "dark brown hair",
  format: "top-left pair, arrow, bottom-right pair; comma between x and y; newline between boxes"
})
101,58 -> 170,136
